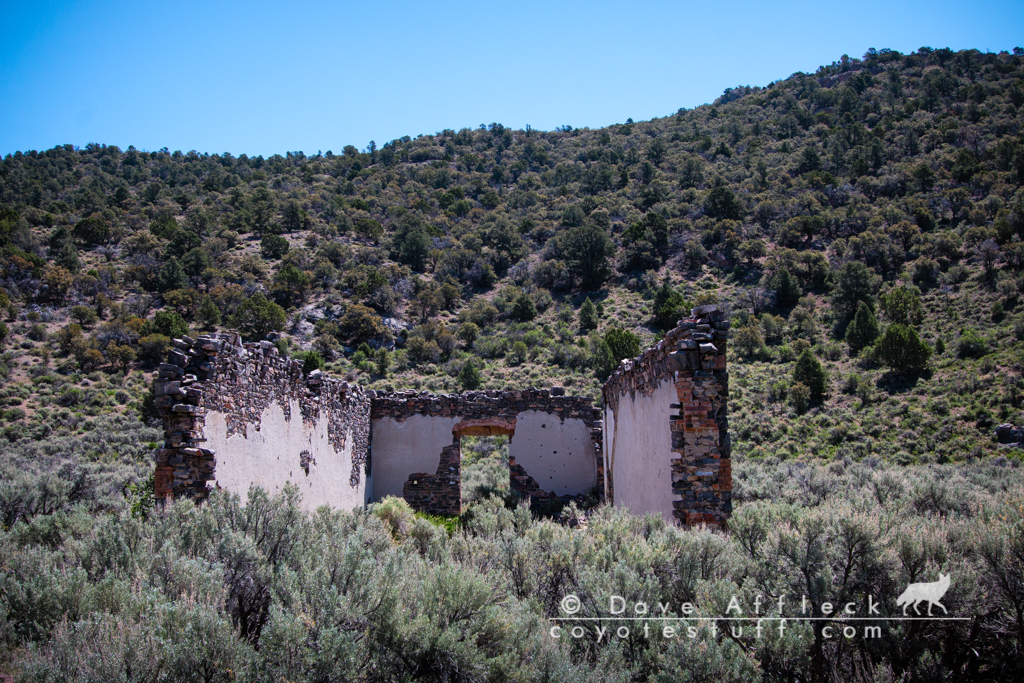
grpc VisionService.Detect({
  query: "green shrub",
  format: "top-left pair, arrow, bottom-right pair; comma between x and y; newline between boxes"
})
845,301 -> 880,354
789,382 -> 810,413
876,323 -> 932,374
510,291 -> 536,321
604,327 -> 640,363
373,495 -> 415,538
297,350 -> 324,374
260,233 -> 290,259
579,297 -> 599,331
456,322 -> 479,348
458,359 -> 482,390
231,293 -> 286,341
652,281 -> 688,330
507,340 -> 528,366
592,337 -> 616,379
70,305 -> 98,327
196,296 -> 221,329
734,324 -> 765,358
957,329 -> 989,358
151,310 -> 189,339
374,347 -> 391,375
792,349 -> 827,398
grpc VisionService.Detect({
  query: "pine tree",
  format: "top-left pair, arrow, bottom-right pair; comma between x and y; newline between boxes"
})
231,293 -> 286,340
652,281 -> 688,330
845,301 -> 880,353
197,296 -> 221,330
374,348 -> 391,376
592,338 -> 617,380
156,258 -> 189,293
604,328 -> 640,363
511,291 -> 536,321
773,267 -> 800,307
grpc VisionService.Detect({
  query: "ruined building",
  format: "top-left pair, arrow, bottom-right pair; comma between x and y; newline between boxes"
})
154,305 -> 731,526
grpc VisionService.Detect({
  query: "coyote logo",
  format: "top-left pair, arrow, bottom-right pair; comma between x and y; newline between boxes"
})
896,573 -> 950,616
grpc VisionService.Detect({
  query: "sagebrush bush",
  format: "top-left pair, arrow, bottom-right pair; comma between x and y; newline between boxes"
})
2,461 -> 1021,681
372,495 -> 415,539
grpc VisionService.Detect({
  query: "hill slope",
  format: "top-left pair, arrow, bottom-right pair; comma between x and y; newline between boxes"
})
0,45 -> 1023,491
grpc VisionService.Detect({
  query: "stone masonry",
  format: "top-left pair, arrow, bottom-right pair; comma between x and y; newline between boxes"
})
372,390 -> 603,516
602,305 -> 731,527
154,333 -> 371,501
157,310 -> 730,527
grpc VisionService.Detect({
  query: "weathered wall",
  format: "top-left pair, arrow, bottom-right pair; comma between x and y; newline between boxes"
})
370,390 -> 602,515
205,399 -> 366,508
604,377 -> 678,520
153,334 -> 371,511
602,305 -> 731,527
509,410 -> 596,496
370,414 -> 460,501
157,310 -> 730,527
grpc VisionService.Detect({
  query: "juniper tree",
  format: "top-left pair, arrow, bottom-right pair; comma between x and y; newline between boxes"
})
793,349 -> 827,398
197,296 -> 222,330
458,359 -> 482,390
845,301 -> 880,354
876,324 -> 931,375
604,327 -> 640,363
579,297 -> 599,331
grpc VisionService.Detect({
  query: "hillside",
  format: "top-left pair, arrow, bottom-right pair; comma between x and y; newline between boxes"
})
2,44 -> 1024,681
2,46 -> 1023,469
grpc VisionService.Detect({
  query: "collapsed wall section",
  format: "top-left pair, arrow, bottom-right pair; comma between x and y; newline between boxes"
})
602,306 -> 731,527
370,389 -> 602,516
153,334 -> 371,510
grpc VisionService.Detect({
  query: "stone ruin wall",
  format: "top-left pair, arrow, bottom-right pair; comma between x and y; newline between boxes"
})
155,311 -> 729,527
370,390 -> 602,516
602,305 -> 732,527
153,333 -> 371,508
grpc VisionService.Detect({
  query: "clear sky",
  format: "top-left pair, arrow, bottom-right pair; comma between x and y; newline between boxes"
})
1,0 -> 1021,158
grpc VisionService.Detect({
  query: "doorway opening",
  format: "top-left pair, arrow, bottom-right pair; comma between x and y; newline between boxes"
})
460,434 -> 510,505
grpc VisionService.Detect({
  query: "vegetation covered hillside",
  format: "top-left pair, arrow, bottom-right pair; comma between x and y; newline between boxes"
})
2,44 -> 1024,681
0,44 -> 1021,491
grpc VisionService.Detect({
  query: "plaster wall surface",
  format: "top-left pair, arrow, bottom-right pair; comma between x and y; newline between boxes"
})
205,400 -> 366,510
370,414 -> 460,501
605,376 -> 677,521
509,411 -> 597,495
602,409 -> 615,501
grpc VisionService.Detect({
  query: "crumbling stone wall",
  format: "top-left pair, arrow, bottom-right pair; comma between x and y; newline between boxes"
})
154,333 -> 371,509
157,311 -> 730,527
602,306 -> 731,527
370,390 -> 603,516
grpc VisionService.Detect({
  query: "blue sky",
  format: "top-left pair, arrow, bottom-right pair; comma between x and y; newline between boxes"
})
1,0 -> 1021,157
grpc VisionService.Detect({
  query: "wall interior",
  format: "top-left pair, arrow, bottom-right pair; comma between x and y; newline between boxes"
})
370,391 -> 602,515
153,334 -> 371,508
